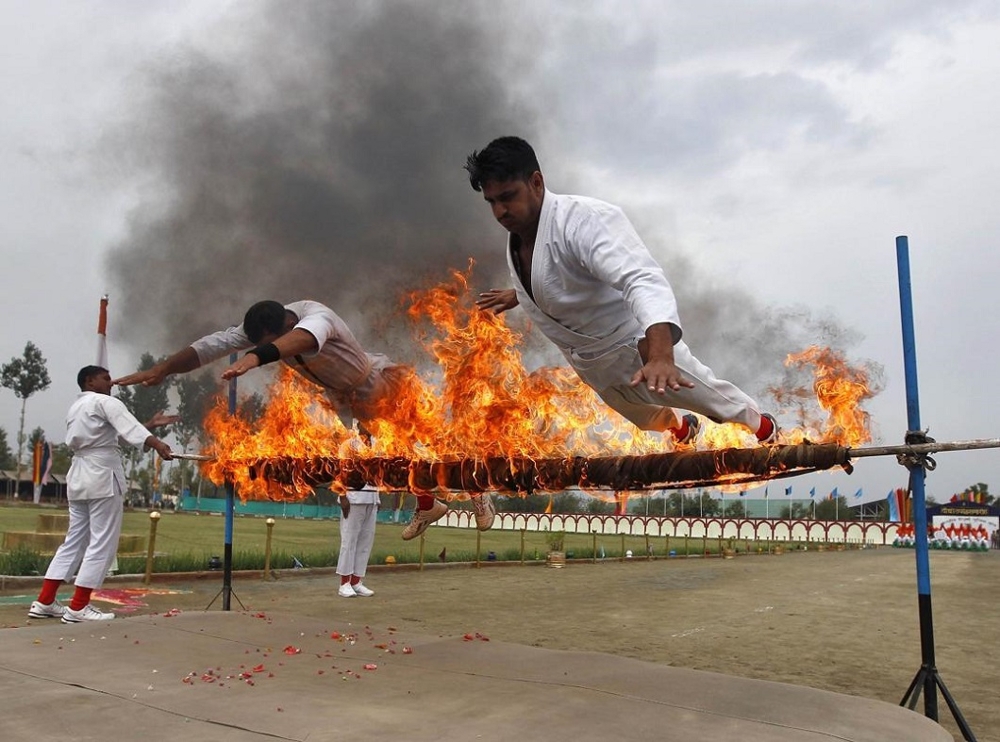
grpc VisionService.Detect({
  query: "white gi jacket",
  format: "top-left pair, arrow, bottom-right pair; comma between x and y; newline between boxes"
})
508,190 -> 762,430
190,300 -> 396,425
65,392 -> 153,502
508,190 -> 682,391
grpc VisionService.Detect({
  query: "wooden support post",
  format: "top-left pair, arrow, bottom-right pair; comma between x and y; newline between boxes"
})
263,518 -> 275,579
144,510 -> 160,585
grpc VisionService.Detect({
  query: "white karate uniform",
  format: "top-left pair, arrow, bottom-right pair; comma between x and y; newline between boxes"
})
508,190 -> 763,432
44,392 -> 153,589
336,489 -> 379,578
190,300 -> 404,426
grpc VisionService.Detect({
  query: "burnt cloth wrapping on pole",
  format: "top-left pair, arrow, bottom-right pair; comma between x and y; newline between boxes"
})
246,442 -> 851,494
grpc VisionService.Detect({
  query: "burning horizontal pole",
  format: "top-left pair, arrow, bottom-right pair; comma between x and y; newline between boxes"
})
245,443 -> 852,493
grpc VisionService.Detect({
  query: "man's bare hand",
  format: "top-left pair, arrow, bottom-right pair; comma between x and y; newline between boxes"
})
630,359 -> 695,395
339,496 -> 350,520
146,438 -> 174,461
221,354 -> 261,380
115,366 -> 169,388
146,411 -> 181,430
476,288 -> 519,315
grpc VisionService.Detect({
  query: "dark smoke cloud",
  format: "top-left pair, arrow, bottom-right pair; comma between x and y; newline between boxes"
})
105,0 -> 534,366
103,0 -> 873,409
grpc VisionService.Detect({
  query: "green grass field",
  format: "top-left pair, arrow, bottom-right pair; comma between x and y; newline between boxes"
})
0,503 -> 763,576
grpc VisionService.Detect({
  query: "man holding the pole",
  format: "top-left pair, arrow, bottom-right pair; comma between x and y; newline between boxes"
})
28,366 -> 174,623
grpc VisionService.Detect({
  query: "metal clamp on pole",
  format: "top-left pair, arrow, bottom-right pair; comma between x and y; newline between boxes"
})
896,430 -> 937,472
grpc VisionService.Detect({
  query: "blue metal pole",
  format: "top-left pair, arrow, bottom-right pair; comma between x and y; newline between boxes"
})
223,353 -> 237,611
896,235 -> 937,716
896,237 -> 932,592
896,236 -> 977,739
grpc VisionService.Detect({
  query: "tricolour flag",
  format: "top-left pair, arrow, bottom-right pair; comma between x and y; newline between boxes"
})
784,485 -> 792,496
809,487 -> 816,499
41,441 -> 53,485
97,294 -> 109,368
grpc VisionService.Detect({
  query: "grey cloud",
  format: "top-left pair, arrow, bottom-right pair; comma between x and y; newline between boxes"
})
104,0 -> 533,360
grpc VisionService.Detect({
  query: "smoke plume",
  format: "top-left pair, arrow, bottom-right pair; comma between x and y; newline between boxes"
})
104,0 -> 875,409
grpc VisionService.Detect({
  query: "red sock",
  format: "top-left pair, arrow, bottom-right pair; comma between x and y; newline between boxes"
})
341,575 -> 351,586
350,576 -> 360,585
69,586 -> 93,612
38,579 -> 62,605
669,417 -> 690,440
416,495 -> 436,510
756,415 -> 775,441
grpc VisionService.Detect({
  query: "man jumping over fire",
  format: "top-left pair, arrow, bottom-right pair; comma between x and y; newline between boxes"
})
468,136 -> 778,446
114,299 -> 495,539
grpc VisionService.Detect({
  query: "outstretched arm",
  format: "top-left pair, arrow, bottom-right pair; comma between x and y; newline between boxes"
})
630,323 -> 695,395
475,288 -> 519,315
145,411 -> 181,430
220,328 -> 320,380
114,347 -> 201,387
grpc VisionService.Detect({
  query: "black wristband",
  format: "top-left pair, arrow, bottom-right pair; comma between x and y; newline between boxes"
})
247,343 -> 281,365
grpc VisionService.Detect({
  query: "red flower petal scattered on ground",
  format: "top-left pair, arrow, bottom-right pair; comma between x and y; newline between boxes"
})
283,646 -> 301,655
363,664 -> 377,671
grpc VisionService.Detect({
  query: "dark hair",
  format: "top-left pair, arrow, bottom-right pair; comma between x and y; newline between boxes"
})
243,300 -> 288,343
77,365 -> 108,390
465,136 -> 541,192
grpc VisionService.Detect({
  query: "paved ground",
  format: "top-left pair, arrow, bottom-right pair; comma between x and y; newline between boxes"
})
2,547 -> 992,741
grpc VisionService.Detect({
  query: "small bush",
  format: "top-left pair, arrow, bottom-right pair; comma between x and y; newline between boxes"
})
0,546 -> 48,576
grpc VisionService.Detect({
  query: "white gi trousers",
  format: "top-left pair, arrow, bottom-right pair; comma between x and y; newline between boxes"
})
336,502 -> 377,578
43,480 -> 124,589
591,341 -> 763,432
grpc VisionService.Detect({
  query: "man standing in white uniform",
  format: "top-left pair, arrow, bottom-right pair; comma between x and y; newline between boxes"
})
336,487 -> 379,597
28,366 -> 174,623
115,300 -> 496,540
467,136 -> 777,446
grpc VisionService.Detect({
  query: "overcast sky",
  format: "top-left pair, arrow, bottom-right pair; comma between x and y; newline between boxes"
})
2,0 -> 999,506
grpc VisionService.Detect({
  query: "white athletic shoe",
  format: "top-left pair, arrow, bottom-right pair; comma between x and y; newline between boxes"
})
338,583 -> 357,598
352,583 -> 374,597
28,599 -> 66,619
401,499 -> 448,540
61,604 -> 115,623
471,494 -> 496,531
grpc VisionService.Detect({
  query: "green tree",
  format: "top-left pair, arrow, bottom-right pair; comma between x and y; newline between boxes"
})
583,496 -> 615,515
50,443 -> 72,475
1,341 -> 51,495
175,371 -> 222,496
28,426 -> 46,448
116,353 -> 173,499
0,427 -> 13,470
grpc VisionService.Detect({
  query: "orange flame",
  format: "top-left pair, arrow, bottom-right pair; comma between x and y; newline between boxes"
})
770,345 -> 876,448
203,267 -> 877,500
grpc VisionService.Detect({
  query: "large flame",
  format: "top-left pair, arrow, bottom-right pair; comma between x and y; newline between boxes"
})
204,267 -> 876,500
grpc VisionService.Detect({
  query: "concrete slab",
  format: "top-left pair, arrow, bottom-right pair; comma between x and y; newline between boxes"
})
0,611 -> 950,741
